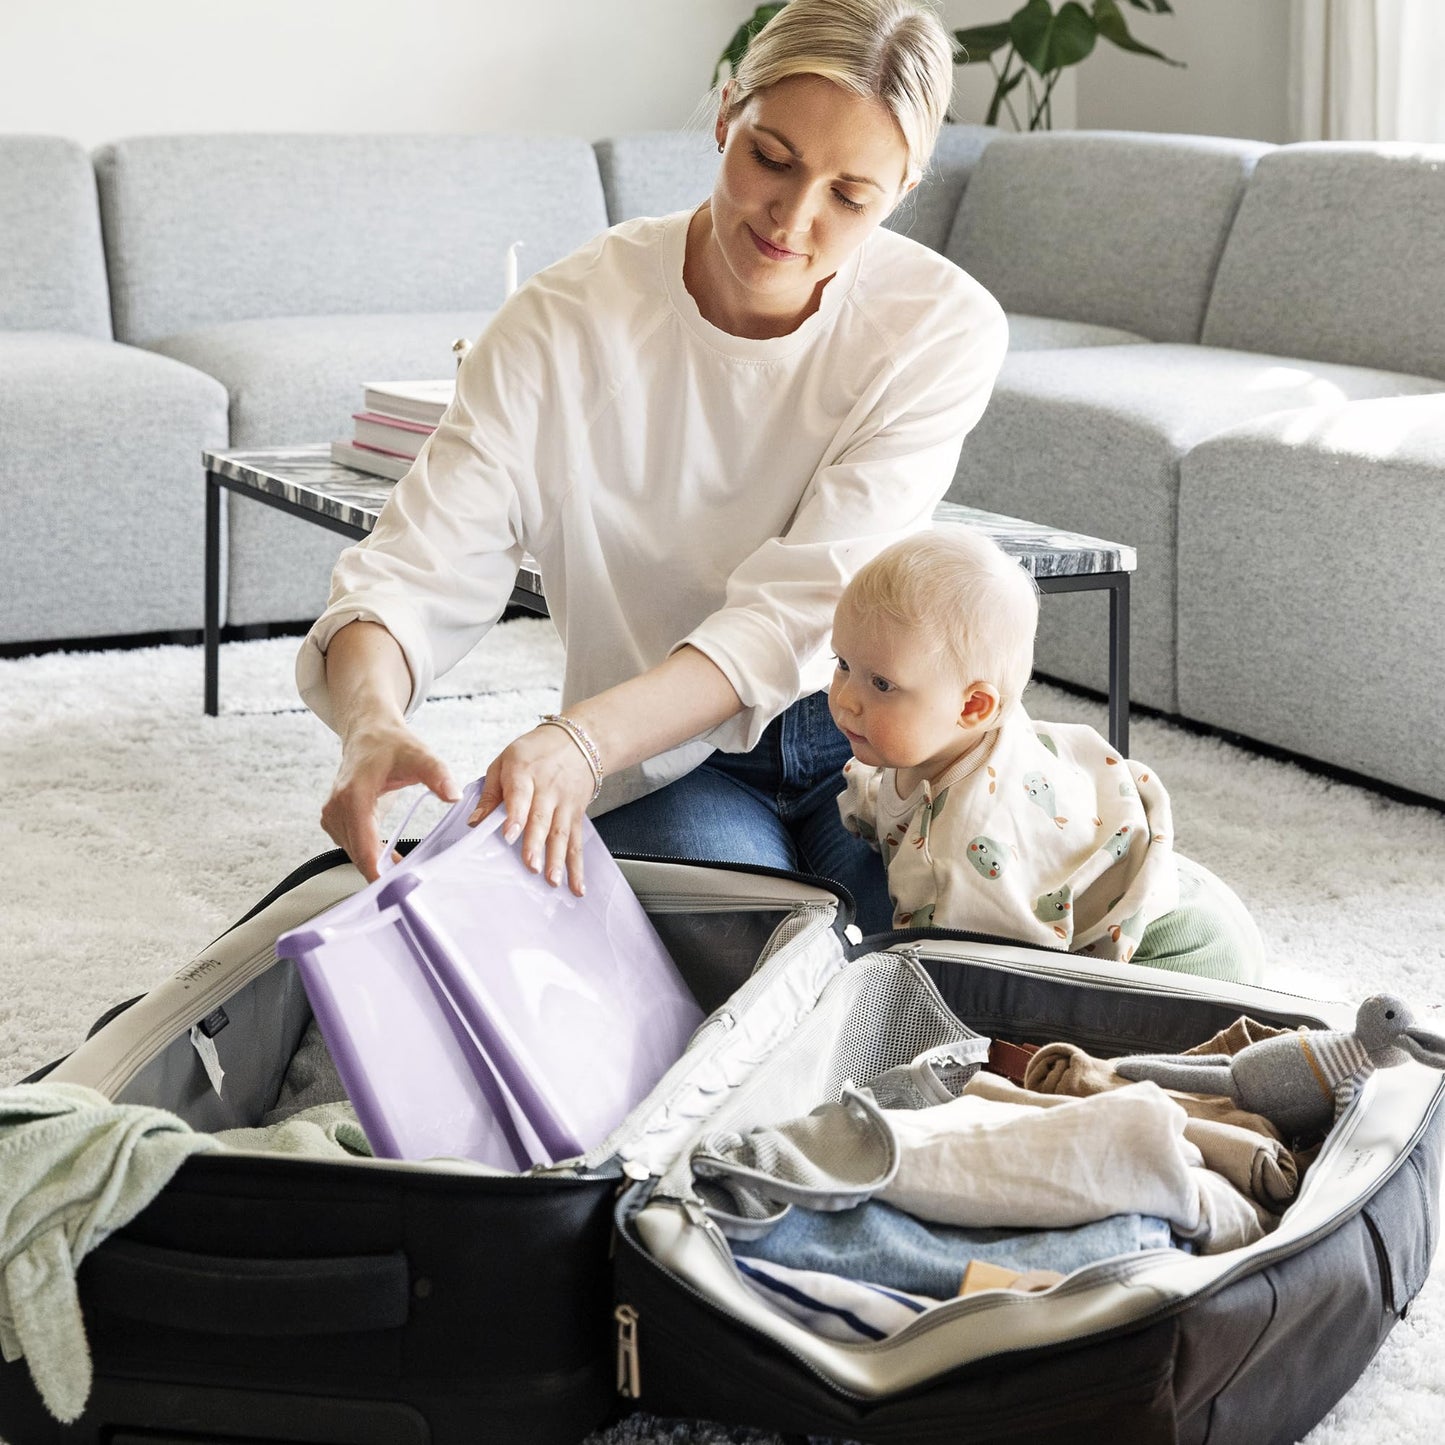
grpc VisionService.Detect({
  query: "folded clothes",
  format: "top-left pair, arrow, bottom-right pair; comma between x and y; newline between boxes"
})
262,1018 -> 350,1125
880,1082 -> 1266,1253
1184,1017 -> 1295,1058
732,1255 -> 935,1343
693,1070 -> 1267,1254
214,1101 -> 372,1159
960,1260 -> 1063,1294
1023,1039 -> 1285,1141
1183,1115 -> 1297,1210
965,1072 -> 1297,1212
737,1198 -> 1175,1298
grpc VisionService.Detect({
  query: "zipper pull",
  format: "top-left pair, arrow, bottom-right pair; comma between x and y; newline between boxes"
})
614,1303 -> 641,1398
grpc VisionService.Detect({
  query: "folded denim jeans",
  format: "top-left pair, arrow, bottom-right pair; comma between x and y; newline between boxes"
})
736,1199 -> 1176,1300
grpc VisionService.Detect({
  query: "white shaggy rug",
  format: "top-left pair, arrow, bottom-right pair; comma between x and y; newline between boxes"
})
2,619 -> 1443,1444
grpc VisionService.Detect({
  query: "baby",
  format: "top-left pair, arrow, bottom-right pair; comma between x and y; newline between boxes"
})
830,529 -> 1263,979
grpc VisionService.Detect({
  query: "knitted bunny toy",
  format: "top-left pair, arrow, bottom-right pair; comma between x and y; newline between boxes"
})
1115,995 -> 1445,1139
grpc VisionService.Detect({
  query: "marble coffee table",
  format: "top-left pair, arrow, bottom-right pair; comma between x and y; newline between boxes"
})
203,447 -> 1137,749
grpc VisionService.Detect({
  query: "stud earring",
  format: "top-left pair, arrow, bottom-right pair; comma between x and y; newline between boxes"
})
717,142 -> 724,154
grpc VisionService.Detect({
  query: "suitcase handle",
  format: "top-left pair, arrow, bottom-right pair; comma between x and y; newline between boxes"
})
80,1238 -> 411,1336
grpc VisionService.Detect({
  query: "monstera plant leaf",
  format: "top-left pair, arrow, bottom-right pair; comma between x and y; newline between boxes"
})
953,20 -> 1015,65
953,0 -> 1183,130
1010,0 -> 1097,77
1094,0 -> 1183,65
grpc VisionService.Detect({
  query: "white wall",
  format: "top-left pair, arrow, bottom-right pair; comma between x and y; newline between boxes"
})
1076,0 -> 1292,143
0,0 -> 1289,151
0,0 -> 1074,149
0,0 -> 749,147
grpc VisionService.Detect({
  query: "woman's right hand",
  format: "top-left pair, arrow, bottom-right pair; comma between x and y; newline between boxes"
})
320,722 -> 460,881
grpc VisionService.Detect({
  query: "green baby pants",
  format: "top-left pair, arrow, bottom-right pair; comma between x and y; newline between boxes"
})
1132,854 -> 1266,985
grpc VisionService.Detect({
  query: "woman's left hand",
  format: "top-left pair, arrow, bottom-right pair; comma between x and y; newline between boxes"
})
469,724 -> 596,895
469,647 -> 744,898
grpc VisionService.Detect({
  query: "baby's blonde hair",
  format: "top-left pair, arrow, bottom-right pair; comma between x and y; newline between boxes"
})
721,0 -> 955,189
841,529 -> 1040,715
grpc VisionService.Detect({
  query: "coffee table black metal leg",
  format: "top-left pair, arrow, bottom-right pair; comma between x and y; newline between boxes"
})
1108,572 -> 1130,756
204,471 -> 221,717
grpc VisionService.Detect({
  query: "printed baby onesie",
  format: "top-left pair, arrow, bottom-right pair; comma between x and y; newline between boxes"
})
837,710 -> 1179,960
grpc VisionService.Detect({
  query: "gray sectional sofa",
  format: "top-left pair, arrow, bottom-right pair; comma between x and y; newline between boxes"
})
941,134 -> 1445,804
3,126 -> 1442,803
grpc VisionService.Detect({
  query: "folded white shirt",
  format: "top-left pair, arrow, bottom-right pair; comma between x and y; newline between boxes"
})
879,1080 -> 1264,1254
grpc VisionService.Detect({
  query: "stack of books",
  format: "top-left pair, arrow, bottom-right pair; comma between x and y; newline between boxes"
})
331,379 -> 456,481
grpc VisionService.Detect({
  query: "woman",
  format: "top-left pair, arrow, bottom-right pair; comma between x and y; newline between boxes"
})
298,0 -> 1008,934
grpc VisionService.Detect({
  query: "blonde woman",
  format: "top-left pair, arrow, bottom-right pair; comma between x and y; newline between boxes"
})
300,0 -> 1008,935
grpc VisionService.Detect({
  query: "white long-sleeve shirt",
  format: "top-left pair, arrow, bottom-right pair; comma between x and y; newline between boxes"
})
297,207 -> 1008,810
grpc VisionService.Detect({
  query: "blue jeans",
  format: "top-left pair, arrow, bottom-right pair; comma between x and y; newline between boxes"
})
739,1200 -> 1175,1297
593,691 -> 894,935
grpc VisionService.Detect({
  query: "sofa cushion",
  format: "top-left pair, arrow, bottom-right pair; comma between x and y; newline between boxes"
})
152,312 -> 491,446
152,311 -> 493,626
0,137 -> 111,338
1004,314 -> 1145,351
0,333 -> 228,642
886,123 -> 996,253
594,132 -> 720,225
948,344 -> 1442,711
945,132 -> 1269,344
1176,394 -> 1445,802
1201,142 -> 1445,382
96,134 -> 609,345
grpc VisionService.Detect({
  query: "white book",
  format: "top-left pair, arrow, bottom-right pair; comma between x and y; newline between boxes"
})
361,379 -> 455,427
329,440 -> 411,482
351,412 -> 431,460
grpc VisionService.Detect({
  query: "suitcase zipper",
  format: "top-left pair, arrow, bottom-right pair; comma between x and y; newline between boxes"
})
614,1303 -> 642,1397
632,892 -> 833,914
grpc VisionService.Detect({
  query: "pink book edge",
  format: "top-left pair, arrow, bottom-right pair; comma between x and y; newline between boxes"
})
352,440 -> 420,462
352,411 -> 436,435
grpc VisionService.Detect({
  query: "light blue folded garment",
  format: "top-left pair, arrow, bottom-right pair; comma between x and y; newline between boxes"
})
0,1082 -> 219,1423
738,1198 -> 1175,1298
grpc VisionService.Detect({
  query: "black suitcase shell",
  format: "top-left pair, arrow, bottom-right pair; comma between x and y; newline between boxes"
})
3,856 -> 1438,1445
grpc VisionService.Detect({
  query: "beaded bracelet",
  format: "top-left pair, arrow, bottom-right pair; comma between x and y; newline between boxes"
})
538,713 -> 604,803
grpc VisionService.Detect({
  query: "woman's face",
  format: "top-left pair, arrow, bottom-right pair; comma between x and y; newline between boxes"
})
700,73 -> 914,337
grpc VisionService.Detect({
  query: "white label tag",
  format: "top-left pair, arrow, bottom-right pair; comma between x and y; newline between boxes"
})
189,1024 -> 226,1097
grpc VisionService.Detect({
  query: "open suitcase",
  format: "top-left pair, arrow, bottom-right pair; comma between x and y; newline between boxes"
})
2,847 -> 1440,1445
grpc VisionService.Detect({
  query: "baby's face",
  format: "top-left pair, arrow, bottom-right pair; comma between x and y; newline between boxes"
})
828,604 -> 974,782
